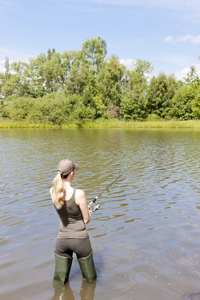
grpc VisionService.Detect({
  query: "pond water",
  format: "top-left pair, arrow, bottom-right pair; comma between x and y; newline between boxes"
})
1,128 -> 200,300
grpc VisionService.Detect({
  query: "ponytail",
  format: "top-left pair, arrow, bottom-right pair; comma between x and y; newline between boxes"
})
52,174 -> 65,209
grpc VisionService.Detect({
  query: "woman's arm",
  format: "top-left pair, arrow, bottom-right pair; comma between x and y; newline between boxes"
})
75,189 -> 91,224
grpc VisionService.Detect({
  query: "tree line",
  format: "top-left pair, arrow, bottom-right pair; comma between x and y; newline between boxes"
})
1,37 -> 200,124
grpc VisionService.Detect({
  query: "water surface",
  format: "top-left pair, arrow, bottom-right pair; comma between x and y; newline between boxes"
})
1,128 -> 200,300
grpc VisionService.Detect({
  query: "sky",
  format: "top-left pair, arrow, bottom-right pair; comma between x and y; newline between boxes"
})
1,0 -> 200,80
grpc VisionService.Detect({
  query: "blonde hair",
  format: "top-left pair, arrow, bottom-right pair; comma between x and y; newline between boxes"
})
52,174 -> 65,209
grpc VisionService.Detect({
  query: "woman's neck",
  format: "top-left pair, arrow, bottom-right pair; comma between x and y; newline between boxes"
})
64,180 -> 72,188
63,181 -> 73,200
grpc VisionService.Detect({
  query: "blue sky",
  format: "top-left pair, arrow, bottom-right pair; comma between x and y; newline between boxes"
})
1,0 -> 200,79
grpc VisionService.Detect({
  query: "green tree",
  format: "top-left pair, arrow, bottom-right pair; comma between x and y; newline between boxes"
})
11,55 -> 47,98
97,55 -> 125,114
120,59 -> 153,119
173,66 -> 200,119
191,92 -> 200,119
185,66 -> 200,119
2,73 -> 21,98
184,65 -> 199,85
5,57 -> 10,81
0,72 -> 3,99
44,52 -> 64,93
65,50 -> 89,95
170,85 -> 195,119
60,50 -> 76,88
79,37 -> 108,110
147,73 -> 178,118
82,37 -> 107,73
47,48 -> 56,60
0,57 -> 20,98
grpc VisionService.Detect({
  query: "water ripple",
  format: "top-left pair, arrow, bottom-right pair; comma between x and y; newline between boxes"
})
1,129 -> 200,300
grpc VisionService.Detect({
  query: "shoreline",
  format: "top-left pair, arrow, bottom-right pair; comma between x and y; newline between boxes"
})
1,119 -> 200,129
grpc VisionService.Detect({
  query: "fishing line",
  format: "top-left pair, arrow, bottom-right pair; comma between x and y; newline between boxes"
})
89,169 -> 127,212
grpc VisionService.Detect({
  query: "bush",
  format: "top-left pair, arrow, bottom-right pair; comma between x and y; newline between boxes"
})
192,93 -> 200,119
3,97 -> 33,120
27,94 -> 73,124
169,86 -> 194,120
1,93 -> 97,124
146,114 -> 162,121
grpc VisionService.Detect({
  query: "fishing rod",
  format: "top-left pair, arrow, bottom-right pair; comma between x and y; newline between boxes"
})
89,170 -> 127,212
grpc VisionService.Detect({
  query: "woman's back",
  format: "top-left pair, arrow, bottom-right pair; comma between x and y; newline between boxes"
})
54,188 -> 89,239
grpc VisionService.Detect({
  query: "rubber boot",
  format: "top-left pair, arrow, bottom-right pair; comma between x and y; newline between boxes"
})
78,252 -> 97,283
53,253 -> 73,285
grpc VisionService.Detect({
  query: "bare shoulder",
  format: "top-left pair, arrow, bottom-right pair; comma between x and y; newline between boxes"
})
75,188 -> 85,198
75,188 -> 86,205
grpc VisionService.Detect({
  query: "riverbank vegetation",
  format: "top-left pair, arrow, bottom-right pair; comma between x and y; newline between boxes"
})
1,119 -> 200,129
1,37 -> 200,127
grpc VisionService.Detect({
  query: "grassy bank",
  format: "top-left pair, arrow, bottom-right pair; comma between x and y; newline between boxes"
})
1,119 -> 200,129
78,119 -> 200,129
0,121 -> 78,128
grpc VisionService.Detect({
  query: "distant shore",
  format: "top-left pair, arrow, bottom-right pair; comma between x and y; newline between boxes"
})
1,119 -> 200,129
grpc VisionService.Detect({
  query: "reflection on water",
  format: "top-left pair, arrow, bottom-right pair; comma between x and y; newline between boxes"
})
1,128 -> 200,299
52,280 -> 96,300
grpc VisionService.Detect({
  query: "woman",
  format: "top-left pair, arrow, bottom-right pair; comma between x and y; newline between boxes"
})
50,159 -> 97,285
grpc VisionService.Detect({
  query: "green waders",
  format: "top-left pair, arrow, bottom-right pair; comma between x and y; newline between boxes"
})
53,253 -> 73,285
78,252 -> 97,283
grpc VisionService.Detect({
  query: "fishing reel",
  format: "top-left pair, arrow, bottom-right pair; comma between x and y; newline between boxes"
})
90,203 -> 100,212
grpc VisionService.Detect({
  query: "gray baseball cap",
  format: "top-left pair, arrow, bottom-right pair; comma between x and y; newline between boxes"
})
57,159 -> 80,176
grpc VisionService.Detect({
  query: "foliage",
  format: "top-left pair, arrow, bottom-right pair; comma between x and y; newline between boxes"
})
119,59 -> 152,119
97,55 -> 125,108
146,114 -> 163,121
1,37 -> 200,123
169,66 -> 200,120
81,37 -> 107,73
192,92 -> 200,119
146,73 -> 178,119
1,93 -> 96,124
169,86 -> 194,119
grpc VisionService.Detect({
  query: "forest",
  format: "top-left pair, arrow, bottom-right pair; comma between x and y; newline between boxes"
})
1,37 -> 200,124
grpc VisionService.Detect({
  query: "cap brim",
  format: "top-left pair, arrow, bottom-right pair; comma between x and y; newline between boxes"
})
74,163 -> 80,170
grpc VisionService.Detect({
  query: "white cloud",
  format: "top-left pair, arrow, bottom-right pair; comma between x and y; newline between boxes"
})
175,64 -> 200,80
175,67 -> 191,80
164,34 -> 200,44
119,58 -> 135,68
180,35 -> 200,44
163,36 -> 174,43
118,55 -> 200,81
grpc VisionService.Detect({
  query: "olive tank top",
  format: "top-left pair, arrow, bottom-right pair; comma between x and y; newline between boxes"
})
54,189 -> 89,239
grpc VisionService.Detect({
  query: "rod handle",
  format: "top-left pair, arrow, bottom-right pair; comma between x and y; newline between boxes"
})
89,196 -> 98,206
